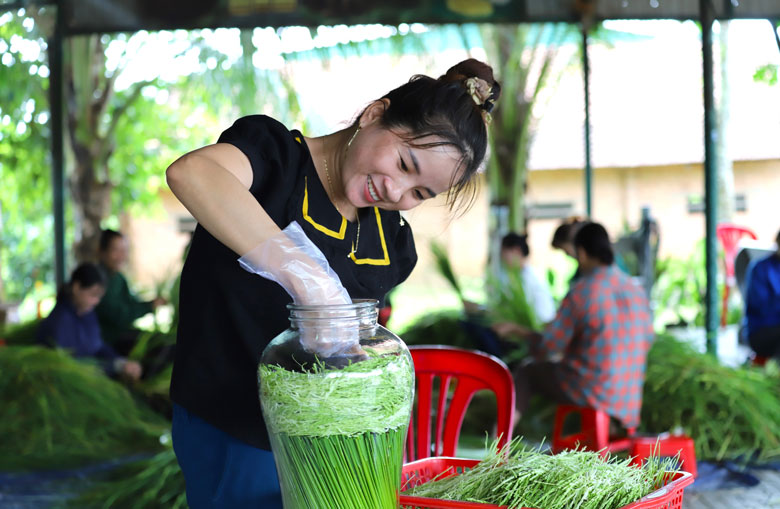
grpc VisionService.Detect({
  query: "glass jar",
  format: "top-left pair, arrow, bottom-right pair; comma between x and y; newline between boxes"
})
258,299 -> 414,509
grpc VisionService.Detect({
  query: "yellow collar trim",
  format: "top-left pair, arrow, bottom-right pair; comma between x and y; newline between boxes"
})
349,207 -> 390,266
302,176 -> 347,239
301,177 -> 390,266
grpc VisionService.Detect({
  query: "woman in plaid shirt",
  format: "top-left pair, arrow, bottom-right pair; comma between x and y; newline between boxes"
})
493,222 -> 654,430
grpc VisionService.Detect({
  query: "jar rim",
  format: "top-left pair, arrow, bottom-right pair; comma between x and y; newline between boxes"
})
286,299 -> 378,312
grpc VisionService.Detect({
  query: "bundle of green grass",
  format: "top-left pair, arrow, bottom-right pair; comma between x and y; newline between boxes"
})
641,334 -> 780,462
404,439 -> 677,509
70,446 -> 186,509
259,352 -> 413,509
0,346 -> 167,471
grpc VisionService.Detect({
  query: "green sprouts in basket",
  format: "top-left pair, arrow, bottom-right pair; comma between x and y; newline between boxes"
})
406,439 -> 679,509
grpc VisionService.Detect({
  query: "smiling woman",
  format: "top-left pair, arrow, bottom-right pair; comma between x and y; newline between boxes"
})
164,58 -> 500,507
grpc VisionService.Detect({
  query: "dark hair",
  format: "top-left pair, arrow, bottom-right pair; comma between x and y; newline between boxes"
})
365,59 -> 500,213
551,217 -> 585,249
776,228 -> 780,244
573,222 -> 614,265
501,232 -> 530,257
99,229 -> 124,253
58,262 -> 106,302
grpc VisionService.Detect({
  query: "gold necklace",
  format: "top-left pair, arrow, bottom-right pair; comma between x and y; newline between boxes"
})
323,157 -> 361,258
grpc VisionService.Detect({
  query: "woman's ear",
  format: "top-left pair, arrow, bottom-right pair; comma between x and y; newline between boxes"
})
359,98 -> 390,128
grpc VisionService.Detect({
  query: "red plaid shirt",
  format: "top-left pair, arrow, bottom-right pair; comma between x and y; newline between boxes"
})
532,265 -> 654,428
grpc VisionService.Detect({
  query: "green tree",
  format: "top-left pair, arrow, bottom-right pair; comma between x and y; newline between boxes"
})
0,8 -> 54,302
0,11 -> 233,299
481,23 -> 575,234
753,19 -> 779,86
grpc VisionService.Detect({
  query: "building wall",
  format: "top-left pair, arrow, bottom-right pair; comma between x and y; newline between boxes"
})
526,159 -> 780,270
123,192 -> 192,291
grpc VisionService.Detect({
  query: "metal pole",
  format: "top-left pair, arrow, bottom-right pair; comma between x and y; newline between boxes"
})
582,24 -> 593,218
701,0 -> 720,353
50,1 -> 66,287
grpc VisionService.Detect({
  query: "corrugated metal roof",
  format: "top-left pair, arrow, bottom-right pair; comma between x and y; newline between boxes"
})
42,0 -> 780,36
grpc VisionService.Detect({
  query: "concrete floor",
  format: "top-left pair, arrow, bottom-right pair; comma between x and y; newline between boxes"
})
683,468 -> 780,509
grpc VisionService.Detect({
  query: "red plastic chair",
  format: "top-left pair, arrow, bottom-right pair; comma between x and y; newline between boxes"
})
751,353 -> 769,367
630,434 -> 698,478
406,346 -> 515,462
716,223 -> 757,327
551,405 -> 636,457
378,305 -> 392,327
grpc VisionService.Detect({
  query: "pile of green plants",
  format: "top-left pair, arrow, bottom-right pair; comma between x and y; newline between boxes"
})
641,334 -> 780,462
0,346 -> 168,471
488,266 -> 542,334
1,318 -> 41,345
404,439 -> 677,509
399,311 -> 475,349
70,446 -> 185,509
259,352 -> 413,509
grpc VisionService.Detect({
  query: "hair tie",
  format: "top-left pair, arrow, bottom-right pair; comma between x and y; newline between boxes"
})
464,76 -> 494,124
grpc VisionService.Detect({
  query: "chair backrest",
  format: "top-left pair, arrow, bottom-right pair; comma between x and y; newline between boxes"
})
716,223 -> 757,278
406,346 -> 515,462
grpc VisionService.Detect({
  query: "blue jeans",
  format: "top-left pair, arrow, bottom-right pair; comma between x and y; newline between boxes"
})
172,404 -> 282,508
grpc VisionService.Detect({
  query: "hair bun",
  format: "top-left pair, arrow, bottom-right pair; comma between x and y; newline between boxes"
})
442,59 -> 501,113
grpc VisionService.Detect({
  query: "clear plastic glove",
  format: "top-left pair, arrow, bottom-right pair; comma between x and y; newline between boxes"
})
239,222 -> 357,356
239,221 -> 351,306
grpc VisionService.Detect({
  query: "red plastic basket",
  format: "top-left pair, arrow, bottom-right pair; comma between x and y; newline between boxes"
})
399,456 -> 694,509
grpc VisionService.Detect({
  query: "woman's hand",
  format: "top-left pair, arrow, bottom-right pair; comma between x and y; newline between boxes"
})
239,222 -> 351,306
117,359 -> 143,382
491,321 -> 533,339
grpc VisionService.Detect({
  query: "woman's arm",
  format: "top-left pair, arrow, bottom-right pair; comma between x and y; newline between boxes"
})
166,143 -> 281,257
167,142 -> 350,306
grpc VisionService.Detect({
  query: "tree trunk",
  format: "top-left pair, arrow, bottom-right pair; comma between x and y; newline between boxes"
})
65,35 -> 117,262
483,24 -> 572,236
70,160 -> 113,262
236,29 -> 257,116
0,204 -> 5,302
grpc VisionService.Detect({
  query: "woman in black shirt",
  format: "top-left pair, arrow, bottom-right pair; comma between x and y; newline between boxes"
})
166,58 -> 500,508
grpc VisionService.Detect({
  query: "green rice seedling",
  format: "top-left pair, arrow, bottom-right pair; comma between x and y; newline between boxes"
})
430,240 -> 464,300
259,352 -> 413,509
69,447 -> 186,509
488,266 -> 541,334
641,334 -> 780,462
0,346 -> 167,471
1,318 -> 41,345
406,439 -> 677,509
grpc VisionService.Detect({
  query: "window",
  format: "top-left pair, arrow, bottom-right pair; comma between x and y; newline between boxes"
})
527,202 -> 575,219
687,194 -> 747,213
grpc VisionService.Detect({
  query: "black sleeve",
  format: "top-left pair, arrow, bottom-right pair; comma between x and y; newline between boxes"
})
394,219 -> 418,286
216,115 -> 299,199
36,315 -> 55,348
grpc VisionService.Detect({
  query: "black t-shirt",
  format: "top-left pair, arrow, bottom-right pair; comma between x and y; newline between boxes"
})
170,115 -> 417,449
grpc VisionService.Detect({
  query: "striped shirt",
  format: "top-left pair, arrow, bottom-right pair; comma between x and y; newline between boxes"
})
532,265 -> 654,428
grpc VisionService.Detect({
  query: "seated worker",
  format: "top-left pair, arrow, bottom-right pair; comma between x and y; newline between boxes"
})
745,228 -> 780,359
498,232 -> 556,324
95,229 -> 165,355
460,233 -> 555,358
551,216 -> 586,285
551,216 -> 586,259
37,262 -> 142,381
492,222 -> 654,431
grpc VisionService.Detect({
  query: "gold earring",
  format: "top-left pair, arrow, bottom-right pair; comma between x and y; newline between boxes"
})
347,126 -> 360,149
